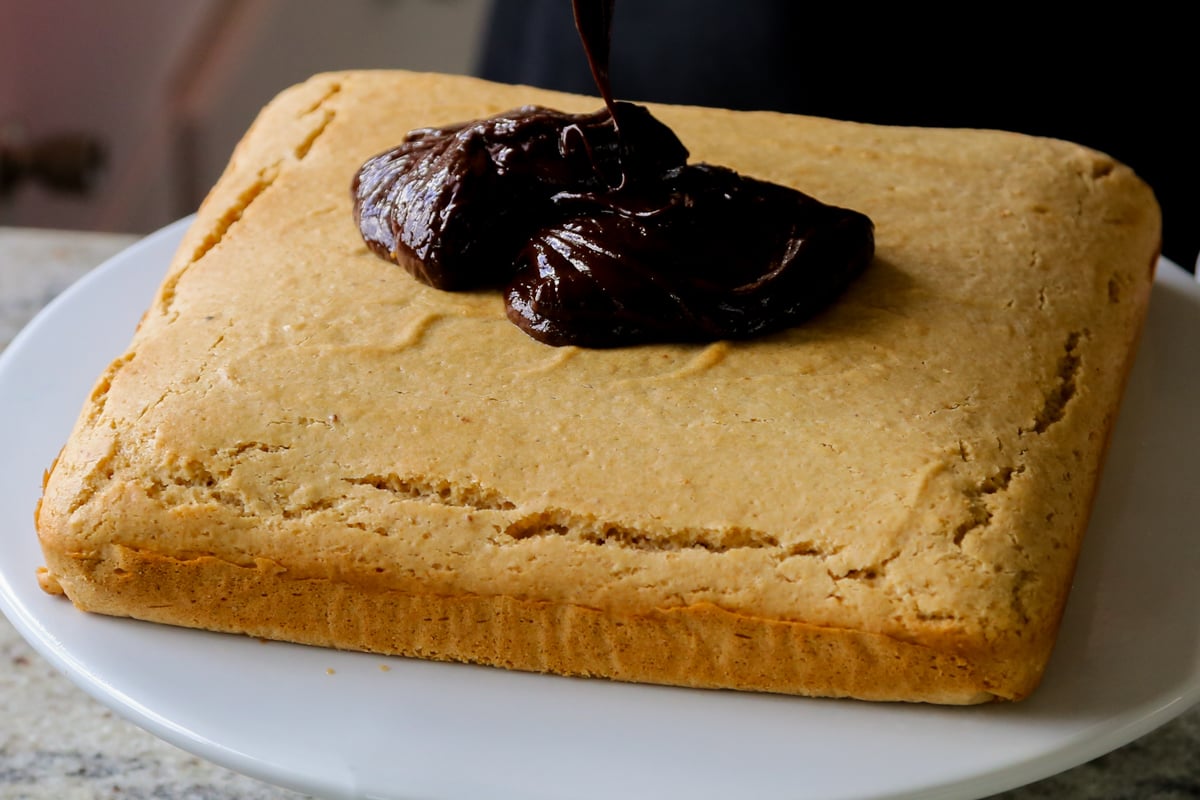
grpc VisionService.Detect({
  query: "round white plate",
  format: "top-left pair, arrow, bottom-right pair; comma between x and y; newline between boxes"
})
2,218 -> 1199,800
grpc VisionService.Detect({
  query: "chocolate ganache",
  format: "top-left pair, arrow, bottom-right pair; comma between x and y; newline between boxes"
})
352,0 -> 874,347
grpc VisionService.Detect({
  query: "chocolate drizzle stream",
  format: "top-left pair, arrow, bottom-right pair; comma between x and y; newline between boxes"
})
572,0 -> 621,134
352,0 -> 874,347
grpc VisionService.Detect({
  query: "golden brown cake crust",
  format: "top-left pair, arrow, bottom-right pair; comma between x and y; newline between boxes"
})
35,71 -> 1161,703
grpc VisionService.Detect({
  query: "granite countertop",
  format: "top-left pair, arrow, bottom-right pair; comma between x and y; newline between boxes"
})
1,226 -> 1197,799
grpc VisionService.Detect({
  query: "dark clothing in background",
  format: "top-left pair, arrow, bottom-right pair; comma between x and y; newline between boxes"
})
478,1 -> 1194,269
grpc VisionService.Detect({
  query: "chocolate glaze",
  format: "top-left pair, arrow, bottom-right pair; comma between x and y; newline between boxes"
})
354,102 -> 686,292
352,0 -> 874,347
509,164 -> 875,346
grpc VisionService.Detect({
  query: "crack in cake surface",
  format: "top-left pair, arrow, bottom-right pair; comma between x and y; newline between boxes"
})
299,79 -> 342,116
953,465 -> 1026,546
347,473 -> 515,510
83,353 -> 135,424
1024,330 -> 1086,435
503,509 -> 781,553
295,109 -> 336,159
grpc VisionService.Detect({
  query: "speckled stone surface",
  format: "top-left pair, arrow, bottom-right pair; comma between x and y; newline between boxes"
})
0,226 -> 1196,799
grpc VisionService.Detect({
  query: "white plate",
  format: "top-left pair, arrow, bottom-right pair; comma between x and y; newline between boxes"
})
2,218 -> 1199,800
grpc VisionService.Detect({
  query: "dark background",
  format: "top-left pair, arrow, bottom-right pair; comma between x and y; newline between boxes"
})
479,1 -> 1194,269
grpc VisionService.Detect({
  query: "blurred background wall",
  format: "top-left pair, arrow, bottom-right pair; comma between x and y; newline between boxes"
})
0,0 -> 489,234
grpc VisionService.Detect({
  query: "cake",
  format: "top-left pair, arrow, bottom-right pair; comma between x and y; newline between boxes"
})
34,70 -> 1161,703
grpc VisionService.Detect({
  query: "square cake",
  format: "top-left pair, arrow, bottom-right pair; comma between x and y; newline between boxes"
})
35,71 -> 1161,703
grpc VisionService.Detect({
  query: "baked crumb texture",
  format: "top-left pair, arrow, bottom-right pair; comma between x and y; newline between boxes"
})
35,72 -> 1161,704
